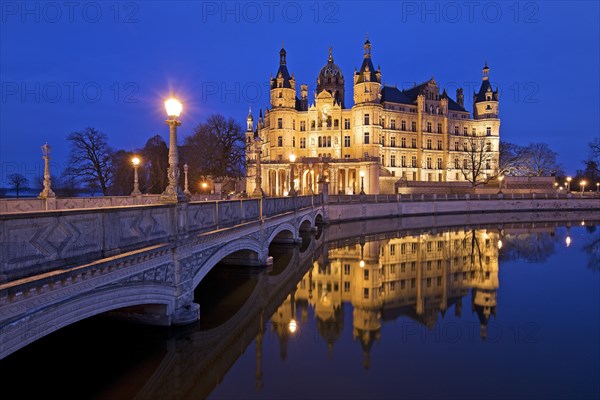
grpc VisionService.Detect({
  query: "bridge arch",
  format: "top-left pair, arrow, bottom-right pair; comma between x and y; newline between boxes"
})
192,238 -> 262,289
266,221 -> 298,246
1,284 -> 176,359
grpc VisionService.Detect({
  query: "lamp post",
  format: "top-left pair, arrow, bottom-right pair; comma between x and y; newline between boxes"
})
359,170 -> 365,195
161,96 -> 186,203
566,176 -> 572,192
359,235 -> 365,268
580,180 -> 586,197
498,175 -> 504,194
38,143 -> 55,198
597,182 -> 599,193
183,163 -> 191,196
252,133 -> 264,197
131,156 -> 142,195
288,154 -> 297,196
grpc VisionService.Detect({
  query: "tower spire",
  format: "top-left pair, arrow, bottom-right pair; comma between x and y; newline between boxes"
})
364,34 -> 371,58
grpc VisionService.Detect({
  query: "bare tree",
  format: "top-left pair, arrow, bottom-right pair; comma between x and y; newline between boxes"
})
64,127 -> 114,195
458,136 -> 494,187
181,114 -> 245,191
522,142 -> 562,177
7,173 -> 29,198
141,135 -> 169,194
499,141 -> 526,176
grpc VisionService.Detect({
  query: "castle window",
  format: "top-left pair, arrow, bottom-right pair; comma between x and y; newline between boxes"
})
486,127 -> 492,136
292,120 -> 296,130
426,157 -> 432,169
318,137 -> 323,147
455,141 -> 459,151
300,121 -> 306,131
300,138 -> 306,148
381,135 -> 385,146
401,155 -> 406,167
437,123 -> 442,133
401,120 -> 406,131
391,119 -> 396,130
364,114 -> 370,125
427,122 -> 432,133
454,158 -> 459,168
334,119 -> 339,128
472,128 -> 476,136
344,264 -> 350,275
364,269 -> 369,281
364,132 -> 370,144
391,136 -> 396,147
412,156 -> 417,167
364,288 -> 369,299
391,155 -> 396,167
486,95 -> 491,101
486,142 -> 492,151
381,155 -> 385,165
311,120 -> 316,130
401,137 -> 406,148
412,121 -> 417,132
277,118 -> 282,129
327,136 -> 332,147
412,138 -> 417,149
463,127 -> 468,136
278,92 -> 282,98
344,135 -> 351,147
344,118 -> 350,129
437,140 -> 443,150
427,139 -> 432,149
454,125 -> 459,135
437,158 -> 443,169
278,136 -> 283,147
390,281 -> 396,291
486,161 -> 491,169
344,282 -> 350,292
463,159 -> 468,169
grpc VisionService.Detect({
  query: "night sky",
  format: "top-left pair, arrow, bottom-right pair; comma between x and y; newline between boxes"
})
1,1 -> 598,186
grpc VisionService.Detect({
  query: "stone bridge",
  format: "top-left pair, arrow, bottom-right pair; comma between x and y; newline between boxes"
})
0,195 -> 325,360
2,192 -> 599,360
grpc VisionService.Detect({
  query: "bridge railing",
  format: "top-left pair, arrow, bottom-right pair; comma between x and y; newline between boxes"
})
0,194 -> 323,283
327,192 -> 600,203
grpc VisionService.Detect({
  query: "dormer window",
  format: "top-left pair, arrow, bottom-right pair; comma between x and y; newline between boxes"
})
278,82 -> 282,88
486,95 -> 491,101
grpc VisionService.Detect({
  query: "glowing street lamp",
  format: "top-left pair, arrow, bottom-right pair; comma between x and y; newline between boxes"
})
288,319 -> 297,334
359,170 -> 365,195
161,96 -> 186,203
498,175 -> 504,194
597,182 -> 600,192
131,156 -> 142,195
288,154 -> 297,196
566,176 -> 572,192
580,180 -> 587,197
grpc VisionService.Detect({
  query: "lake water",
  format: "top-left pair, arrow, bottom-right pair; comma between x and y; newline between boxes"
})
1,215 -> 599,399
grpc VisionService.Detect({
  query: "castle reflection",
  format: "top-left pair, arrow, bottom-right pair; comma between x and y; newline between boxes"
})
271,228 -> 501,368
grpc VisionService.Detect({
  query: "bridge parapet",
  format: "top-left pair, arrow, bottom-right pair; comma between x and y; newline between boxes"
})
0,195 -> 322,283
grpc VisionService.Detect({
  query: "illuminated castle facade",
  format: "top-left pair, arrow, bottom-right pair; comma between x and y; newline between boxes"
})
245,37 -> 500,195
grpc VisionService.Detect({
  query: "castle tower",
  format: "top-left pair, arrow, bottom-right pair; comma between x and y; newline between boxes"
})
473,62 -> 499,119
353,35 -> 382,104
270,46 -> 297,109
317,47 -> 345,108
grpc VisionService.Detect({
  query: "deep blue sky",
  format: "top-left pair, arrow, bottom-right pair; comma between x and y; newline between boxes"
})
1,1 -> 599,185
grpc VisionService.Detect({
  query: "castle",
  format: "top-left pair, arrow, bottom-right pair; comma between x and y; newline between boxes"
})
245,37 -> 500,196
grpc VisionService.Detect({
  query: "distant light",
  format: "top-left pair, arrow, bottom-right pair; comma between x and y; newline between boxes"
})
359,170 -> 365,178
497,239 -> 503,250
359,260 -> 365,268
132,157 -> 140,166
565,236 -> 571,247
165,97 -> 182,118
581,220 -> 585,226
290,154 -> 296,163
288,319 -> 297,334
201,182 -> 208,189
